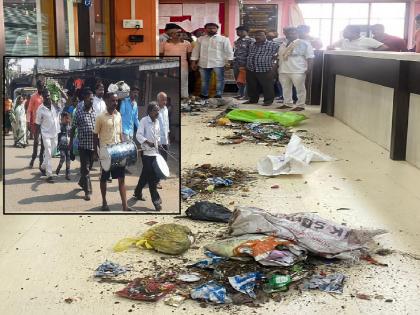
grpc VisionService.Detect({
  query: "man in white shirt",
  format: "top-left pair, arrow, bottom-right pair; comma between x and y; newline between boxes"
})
133,104 -> 162,211
191,23 -> 234,99
35,89 -> 60,182
278,27 -> 314,111
156,92 -> 170,190
328,25 -> 388,51
92,82 -> 106,117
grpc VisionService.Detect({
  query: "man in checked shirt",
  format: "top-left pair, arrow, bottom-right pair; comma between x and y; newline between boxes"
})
244,30 -> 279,106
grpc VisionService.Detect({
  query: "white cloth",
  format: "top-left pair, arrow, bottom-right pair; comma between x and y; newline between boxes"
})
181,67 -> 189,98
336,37 -> 383,51
158,106 -> 170,145
279,73 -> 307,106
136,116 -> 160,156
191,34 -> 234,68
35,104 -> 60,139
41,136 -> 58,177
92,96 -> 106,117
278,40 -> 314,74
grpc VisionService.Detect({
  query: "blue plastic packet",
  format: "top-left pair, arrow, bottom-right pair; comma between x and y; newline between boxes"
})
187,251 -> 226,269
205,177 -> 234,187
190,281 -> 232,304
94,261 -> 128,277
228,272 -> 263,298
181,187 -> 197,200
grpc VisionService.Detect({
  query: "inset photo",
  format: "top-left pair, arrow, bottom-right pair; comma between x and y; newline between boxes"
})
3,57 -> 180,214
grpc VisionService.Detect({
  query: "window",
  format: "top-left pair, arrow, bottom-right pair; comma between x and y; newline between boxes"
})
3,0 -> 56,55
299,2 -> 407,48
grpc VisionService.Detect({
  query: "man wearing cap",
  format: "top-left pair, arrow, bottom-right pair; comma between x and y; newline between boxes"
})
119,85 -> 140,142
160,23 -> 182,42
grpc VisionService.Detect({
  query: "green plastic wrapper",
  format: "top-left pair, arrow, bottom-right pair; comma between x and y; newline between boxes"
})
225,109 -> 307,127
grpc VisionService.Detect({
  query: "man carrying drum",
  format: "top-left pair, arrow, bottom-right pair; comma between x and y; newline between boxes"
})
133,103 -> 162,211
93,92 -> 133,211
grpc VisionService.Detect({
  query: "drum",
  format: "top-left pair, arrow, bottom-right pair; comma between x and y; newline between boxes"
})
100,141 -> 137,172
152,154 -> 170,179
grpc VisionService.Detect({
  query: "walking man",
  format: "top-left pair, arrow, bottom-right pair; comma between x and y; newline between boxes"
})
156,92 -> 170,190
28,80 -> 45,168
191,23 -> 234,99
34,89 -> 60,183
94,93 -> 133,211
133,104 -> 162,211
120,86 -> 140,142
70,88 -> 96,201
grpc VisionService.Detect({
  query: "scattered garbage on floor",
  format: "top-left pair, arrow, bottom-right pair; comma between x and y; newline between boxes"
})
186,201 -> 233,223
190,281 -> 232,304
257,134 -> 336,176
94,261 -> 129,278
115,276 -> 176,301
181,187 -> 197,200
182,164 -> 254,197
303,273 -> 346,294
114,224 -> 194,255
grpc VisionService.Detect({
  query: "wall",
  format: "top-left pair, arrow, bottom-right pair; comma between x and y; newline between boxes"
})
334,76 -> 393,151
113,0 -> 158,55
406,94 -> 420,169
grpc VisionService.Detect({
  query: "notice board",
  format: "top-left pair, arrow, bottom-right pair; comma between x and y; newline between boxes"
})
240,4 -> 278,34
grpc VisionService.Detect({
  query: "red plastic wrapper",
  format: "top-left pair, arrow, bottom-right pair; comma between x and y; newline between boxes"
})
115,277 -> 176,301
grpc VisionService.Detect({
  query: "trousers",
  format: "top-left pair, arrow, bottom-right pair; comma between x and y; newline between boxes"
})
134,154 -> 161,206
278,73 -> 307,106
40,136 -> 57,177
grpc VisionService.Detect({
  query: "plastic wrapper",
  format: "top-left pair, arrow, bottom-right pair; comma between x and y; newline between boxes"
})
226,109 -> 307,127
258,134 -> 335,176
229,207 -> 387,259
181,187 -> 197,200
205,177 -> 233,187
190,281 -> 232,304
187,251 -> 226,269
186,201 -> 233,223
303,273 -> 346,294
113,224 -> 194,255
94,261 -> 128,277
228,272 -> 262,298
115,277 -> 176,301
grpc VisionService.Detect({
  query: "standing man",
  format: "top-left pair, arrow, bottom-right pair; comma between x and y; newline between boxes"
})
34,89 -> 60,183
133,104 -> 162,211
159,23 -> 182,42
28,80 -> 45,168
244,30 -> 279,105
92,82 -> 107,117
371,24 -> 407,52
94,93 -> 133,211
191,23 -> 234,99
328,25 -> 388,51
278,27 -> 314,111
120,86 -> 140,142
70,88 -> 96,201
233,26 -> 255,99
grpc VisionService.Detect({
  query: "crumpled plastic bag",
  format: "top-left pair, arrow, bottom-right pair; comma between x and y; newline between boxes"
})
228,207 -> 386,260
303,273 -> 345,294
205,234 -> 306,266
186,201 -> 233,223
187,251 -> 227,269
205,177 -> 234,187
257,134 -> 335,176
115,277 -> 176,301
191,281 -> 232,304
114,224 -> 194,255
226,109 -> 307,127
94,261 -> 128,277
228,272 -> 262,298
181,187 -> 197,200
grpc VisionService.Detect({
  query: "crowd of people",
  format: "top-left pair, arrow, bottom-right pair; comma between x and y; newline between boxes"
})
5,79 -> 171,212
159,18 -> 419,109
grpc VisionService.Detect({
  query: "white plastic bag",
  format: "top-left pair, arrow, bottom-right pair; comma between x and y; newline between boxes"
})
229,207 -> 387,259
257,134 -> 335,176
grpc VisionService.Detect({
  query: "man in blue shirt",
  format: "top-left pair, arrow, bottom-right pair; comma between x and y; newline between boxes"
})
119,86 -> 140,142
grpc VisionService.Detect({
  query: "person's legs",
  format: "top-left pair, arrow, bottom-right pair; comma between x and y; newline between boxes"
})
30,132 -> 39,167
257,71 -> 275,105
99,170 -> 109,210
213,67 -> 225,97
278,73 -> 294,105
245,70 -> 259,103
180,66 -> 189,98
41,137 -> 53,178
65,149 -> 71,179
143,156 -> 161,210
79,149 -> 92,199
199,68 -> 212,98
56,149 -> 66,174
290,73 -> 307,107
39,135 -> 44,168
134,154 -> 148,199
117,176 -> 130,211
